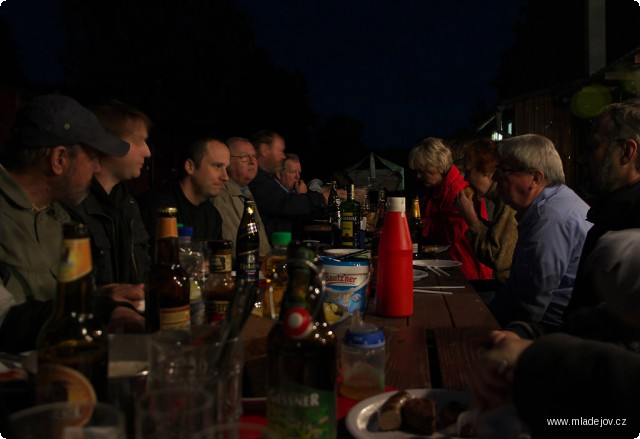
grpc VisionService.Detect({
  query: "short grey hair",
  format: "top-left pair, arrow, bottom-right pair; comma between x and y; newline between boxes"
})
497,134 -> 565,186
408,137 -> 453,174
596,100 -> 640,159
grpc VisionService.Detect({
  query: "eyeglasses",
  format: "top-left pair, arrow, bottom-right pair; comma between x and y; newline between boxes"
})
231,153 -> 257,163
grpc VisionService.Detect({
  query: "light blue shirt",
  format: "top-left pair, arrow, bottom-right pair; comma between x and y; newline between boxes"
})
490,185 -> 592,327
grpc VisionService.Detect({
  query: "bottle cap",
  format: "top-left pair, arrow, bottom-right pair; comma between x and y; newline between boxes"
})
344,323 -> 385,348
387,197 -> 405,212
272,231 -> 292,246
178,226 -> 194,237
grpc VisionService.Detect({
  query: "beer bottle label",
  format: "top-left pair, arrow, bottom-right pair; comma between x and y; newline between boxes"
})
237,251 -> 258,283
205,298 -> 229,323
209,254 -> 232,273
267,381 -> 336,438
159,305 -> 190,329
59,238 -> 92,282
37,363 -> 97,406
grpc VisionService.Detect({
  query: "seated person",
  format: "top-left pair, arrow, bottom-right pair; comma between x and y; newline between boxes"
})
0,94 -> 141,352
65,100 -> 151,332
469,229 -> 640,437
454,138 -> 518,287
248,130 -> 329,240
488,134 -> 592,328
408,137 -> 493,280
212,137 -> 271,259
275,153 -> 302,193
140,137 -> 229,242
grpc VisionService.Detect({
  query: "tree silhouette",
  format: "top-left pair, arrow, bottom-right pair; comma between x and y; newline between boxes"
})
57,0 -> 316,177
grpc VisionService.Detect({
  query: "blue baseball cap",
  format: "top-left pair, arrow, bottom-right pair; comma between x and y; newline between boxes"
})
12,94 -> 129,156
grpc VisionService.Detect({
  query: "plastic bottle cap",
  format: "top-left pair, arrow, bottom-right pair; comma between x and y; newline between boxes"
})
387,197 -> 405,212
272,231 -> 292,246
178,226 -> 194,237
344,324 -> 385,348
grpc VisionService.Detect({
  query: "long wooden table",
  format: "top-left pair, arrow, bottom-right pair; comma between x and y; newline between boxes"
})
363,262 -> 500,392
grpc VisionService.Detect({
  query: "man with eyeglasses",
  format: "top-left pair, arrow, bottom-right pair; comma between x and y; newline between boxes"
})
212,137 -> 271,259
248,130 -> 328,240
488,134 -> 592,329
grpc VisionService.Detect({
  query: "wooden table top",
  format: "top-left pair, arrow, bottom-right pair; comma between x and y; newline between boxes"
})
363,260 -> 500,392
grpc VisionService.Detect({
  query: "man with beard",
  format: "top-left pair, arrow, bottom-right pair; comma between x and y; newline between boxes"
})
212,137 -> 270,259
0,94 -> 138,352
563,99 -> 640,317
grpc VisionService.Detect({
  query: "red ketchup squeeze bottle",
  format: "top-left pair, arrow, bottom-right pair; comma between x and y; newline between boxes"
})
375,196 -> 414,317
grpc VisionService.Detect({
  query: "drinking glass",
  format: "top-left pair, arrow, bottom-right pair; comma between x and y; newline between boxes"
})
135,387 -> 214,439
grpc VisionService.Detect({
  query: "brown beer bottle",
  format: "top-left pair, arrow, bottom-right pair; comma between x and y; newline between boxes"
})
236,198 -> 260,285
202,239 -> 235,323
409,196 -> 423,257
146,207 -> 190,332
369,189 -> 386,299
266,241 -> 337,438
36,222 -> 109,404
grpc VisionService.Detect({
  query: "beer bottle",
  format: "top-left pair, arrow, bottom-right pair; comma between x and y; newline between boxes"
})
261,231 -> 291,319
409,196 -> 423,257
146,207 -> 190,332
236,198 -> 260,285
340,184 -> 361,248
327,180 -> 341,246
36,222 -> 109,404
203,239 -> 236,323
266,241 -> 337,438
369,189 -> 386,299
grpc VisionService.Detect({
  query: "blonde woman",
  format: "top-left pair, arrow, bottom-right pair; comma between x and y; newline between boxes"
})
408,137 -> 492,280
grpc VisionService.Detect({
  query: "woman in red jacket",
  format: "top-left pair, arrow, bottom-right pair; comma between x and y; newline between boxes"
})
408,137 -> 492,280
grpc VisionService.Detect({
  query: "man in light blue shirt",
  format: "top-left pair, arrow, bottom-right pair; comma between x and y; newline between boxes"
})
489,134 -> 592,327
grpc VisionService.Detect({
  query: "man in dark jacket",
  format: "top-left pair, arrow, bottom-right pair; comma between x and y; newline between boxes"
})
65,100 -> 151,332
248,130 -> 329,240
563,99 -> 640,317
139,137 -> 228,242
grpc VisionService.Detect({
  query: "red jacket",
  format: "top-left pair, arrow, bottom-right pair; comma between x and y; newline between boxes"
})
421,166 -> 493,280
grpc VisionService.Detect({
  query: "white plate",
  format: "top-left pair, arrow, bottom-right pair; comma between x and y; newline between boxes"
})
346,388 -> 472,438
413,269 -> 428,281
413,259 -> 462,269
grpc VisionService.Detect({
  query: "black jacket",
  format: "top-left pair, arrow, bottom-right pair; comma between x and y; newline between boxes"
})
65,179 -> 151,286
565,180 -> 640,315
248,167 -> 327,240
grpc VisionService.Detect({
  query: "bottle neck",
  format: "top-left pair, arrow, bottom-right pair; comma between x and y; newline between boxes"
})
54,237 -> 95,316
155,216 -> 181,265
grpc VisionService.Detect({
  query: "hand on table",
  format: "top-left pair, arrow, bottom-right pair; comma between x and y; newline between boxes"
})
468,335 -> 533,412
97,283 -> 146,333
98,283 -> 145,312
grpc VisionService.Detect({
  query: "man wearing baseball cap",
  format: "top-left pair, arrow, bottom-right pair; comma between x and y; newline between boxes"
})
0,94 -> 141,352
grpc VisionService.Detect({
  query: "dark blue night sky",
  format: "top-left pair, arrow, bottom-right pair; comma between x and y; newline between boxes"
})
2,0 -> 528,149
